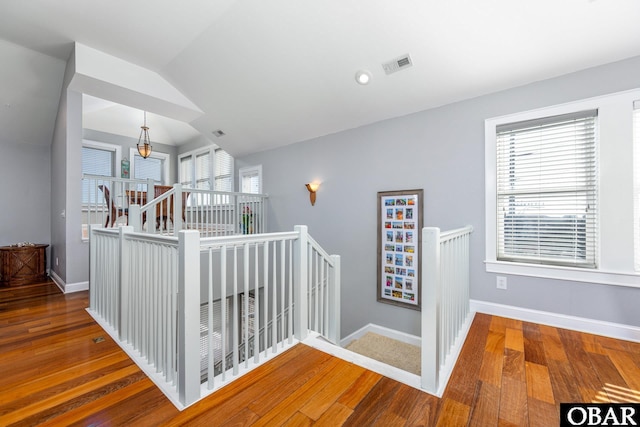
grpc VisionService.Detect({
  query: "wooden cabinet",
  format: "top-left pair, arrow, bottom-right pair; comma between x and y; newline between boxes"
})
0,244 -> 48,287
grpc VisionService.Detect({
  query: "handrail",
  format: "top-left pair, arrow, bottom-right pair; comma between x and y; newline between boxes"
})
140,187 -> 174,211
439,225 -> 474,241
308,234 -> 336,268
82,173 -> 148,185
200,231 -> 298,249
186,187 -> 269,199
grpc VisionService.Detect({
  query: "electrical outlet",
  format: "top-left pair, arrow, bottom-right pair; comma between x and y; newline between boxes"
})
496,276 -> 507,290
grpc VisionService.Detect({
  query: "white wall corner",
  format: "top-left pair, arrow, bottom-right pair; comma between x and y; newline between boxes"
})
50,269 -> 89,293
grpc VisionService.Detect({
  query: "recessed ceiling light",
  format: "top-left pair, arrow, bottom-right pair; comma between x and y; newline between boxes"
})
355,70 -> 372,85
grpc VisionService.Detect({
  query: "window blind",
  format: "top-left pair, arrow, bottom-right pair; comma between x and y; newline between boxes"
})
134,155 -> 163,182
180,156 -> 193,187
214,148 -> 232,192
496,109 -> 598,268
82,146 -> 113,176
82,146 -> 114,203
195,151 -> 211,190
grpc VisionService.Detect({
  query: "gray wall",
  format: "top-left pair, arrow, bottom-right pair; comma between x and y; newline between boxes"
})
238,55 -> 640,338
0,142 -> 51,250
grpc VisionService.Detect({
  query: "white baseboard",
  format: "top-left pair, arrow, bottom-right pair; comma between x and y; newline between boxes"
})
471,299 -> 640,343
49,270 -> 89,294
340,323 -> 421,348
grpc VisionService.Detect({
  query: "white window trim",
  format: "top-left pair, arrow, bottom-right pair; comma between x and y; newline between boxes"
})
239,164 -> 263,194
129,148 -> 170,185
485,88 -> 640,288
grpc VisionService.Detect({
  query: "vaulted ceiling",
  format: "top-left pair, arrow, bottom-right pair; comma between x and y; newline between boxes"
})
1,0 -> 640,156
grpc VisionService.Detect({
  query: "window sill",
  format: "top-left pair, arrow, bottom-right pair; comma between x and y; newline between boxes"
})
485,260 -> 640,289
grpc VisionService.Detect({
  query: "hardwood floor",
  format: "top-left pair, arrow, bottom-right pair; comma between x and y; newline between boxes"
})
1,281 -> 639,426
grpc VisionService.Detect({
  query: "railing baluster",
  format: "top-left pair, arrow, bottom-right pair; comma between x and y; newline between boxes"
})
271,240 -> 277,353
244,242 -> 250,368
254,243 -> 260,363
220,244 -> 227,381
263,240 -> 269,355
288,240 -> 293,343
207,248 -> 215,389
280,239 -> 286,348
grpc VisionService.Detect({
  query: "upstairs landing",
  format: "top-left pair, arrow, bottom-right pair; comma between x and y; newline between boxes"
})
1,281 -> 639,426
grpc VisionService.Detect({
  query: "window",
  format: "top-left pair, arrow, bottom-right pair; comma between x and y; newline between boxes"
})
214,148 -> 233,192
129,149 -> 169,189
179,147 -> 233,204
496,110 -> 597,268
82,141 -> 120,203
239,165 -> 262,194
486,89 -> 640,287
179,155 -> 193,187
195,151 -> 212,190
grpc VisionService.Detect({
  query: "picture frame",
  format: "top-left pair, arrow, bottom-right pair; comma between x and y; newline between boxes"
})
377,189 -> 423,310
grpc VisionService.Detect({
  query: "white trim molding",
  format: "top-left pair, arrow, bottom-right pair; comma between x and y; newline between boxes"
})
471,299 -> 640,343
50,269 -> 89,293
340,323 -> 421,348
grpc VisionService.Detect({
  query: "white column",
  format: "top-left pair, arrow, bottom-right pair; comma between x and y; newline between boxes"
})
118,226 -> 134,341
177,230 -> 201,406
327,254 -> 341,345
421,227 -> 441,394
293,225 -> 309,341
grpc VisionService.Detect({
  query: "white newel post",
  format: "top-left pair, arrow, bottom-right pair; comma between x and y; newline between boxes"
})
118,226 -> 133,341
421,227 -> 441,394
177,230 -> 201,406
129,205 -> 141,232
146,178 -> 156,234
173,183 -> 183,232
293,225 -> 309,341
88,224 -> 99,311
327,254 -> 341,345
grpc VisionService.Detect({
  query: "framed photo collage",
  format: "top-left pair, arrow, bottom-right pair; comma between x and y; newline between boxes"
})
377,189 -> 423,310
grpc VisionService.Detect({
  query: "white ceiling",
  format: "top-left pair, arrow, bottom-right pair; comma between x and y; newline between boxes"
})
1,0 -> 640,156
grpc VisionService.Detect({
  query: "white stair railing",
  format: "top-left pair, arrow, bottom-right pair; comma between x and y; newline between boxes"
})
87,224 -> 340,409
421,225 -> 473,396
82,175 -> 268,237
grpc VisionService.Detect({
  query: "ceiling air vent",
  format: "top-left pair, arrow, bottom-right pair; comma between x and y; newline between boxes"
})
382,54 -> 413,75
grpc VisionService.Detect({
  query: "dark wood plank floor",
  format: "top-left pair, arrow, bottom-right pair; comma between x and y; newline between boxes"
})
1,281 -> 639,426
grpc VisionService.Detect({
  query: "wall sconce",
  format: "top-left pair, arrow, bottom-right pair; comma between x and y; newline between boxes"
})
305,183 -> 320,206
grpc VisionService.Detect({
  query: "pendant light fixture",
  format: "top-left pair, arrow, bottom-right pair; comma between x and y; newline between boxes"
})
137,111 -> 153,159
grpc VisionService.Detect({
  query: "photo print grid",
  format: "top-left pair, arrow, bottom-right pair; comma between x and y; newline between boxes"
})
382,194 -> 418,305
